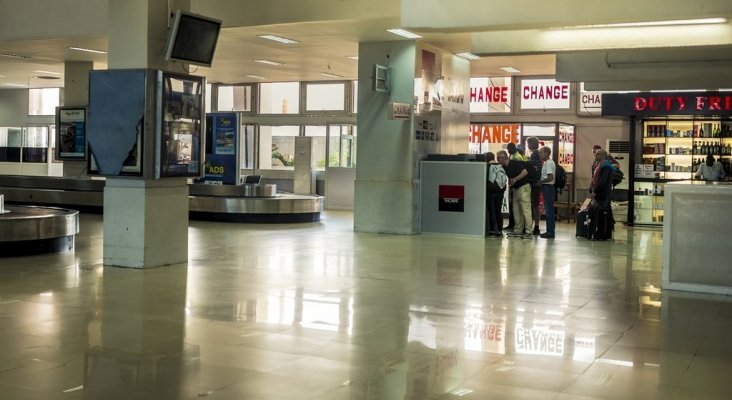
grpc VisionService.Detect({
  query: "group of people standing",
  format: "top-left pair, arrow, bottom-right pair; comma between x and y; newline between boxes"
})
484,137 -> 557,240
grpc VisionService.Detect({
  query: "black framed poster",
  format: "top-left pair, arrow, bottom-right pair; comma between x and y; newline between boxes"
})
56,107 -> 87,160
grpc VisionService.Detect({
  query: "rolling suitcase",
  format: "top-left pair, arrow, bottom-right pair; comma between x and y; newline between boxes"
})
576,209 -> 592,239
592,206 -> 614,240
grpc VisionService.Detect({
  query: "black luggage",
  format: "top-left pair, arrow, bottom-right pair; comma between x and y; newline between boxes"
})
592,206 -> 614,240
575,204 -> 614,240
576,209 -> 591,239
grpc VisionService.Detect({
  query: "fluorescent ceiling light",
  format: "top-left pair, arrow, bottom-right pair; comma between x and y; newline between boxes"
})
571,18 -> 727,29
245,74 -> 266,80
257,34 -> 300,44
346,55 -> 359,60
253,59 -> 283,66
387,28 -> 422,39
456,53 -> 481,60
500,66 -> 522,73
68,46 -> 107,54
320,72 -> 343,78
0,52 -> 30,59
33,70 -> 61,75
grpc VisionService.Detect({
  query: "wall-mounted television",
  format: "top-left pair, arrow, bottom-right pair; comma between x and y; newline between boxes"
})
164,10 -> 222,67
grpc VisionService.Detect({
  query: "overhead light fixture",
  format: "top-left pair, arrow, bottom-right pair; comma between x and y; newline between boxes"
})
320,72 -> 343,78
387,28 -> 422,39
245,74 -> 266,80
253,59 -> 283,66
456,53 -> 481,61
570,18 -> 727,29
33,70 -> 61,75
68,46 -> 107,54
346,55 -> 359,60
0,52 -> 30,59
500,66 -> 522,73
257,34 -> 300,44
3,83 -> 27,87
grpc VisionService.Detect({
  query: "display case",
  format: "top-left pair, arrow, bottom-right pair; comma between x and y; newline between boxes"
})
634,119 -> 732,225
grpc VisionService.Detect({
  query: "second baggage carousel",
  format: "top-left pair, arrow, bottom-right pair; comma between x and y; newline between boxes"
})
0,176 -> 323,223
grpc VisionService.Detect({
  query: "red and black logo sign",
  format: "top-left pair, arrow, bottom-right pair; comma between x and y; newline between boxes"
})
439,185 -> 465,212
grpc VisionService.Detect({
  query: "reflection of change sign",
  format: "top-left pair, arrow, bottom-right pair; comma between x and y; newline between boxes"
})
515,327 -> 565,356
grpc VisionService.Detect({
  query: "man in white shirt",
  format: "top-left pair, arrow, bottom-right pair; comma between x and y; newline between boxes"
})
539,146 -> 556,239
695,154 -> 726,181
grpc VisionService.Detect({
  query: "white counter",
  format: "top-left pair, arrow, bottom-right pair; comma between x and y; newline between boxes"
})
663,180 -> 732,294
420,161 -> 487,236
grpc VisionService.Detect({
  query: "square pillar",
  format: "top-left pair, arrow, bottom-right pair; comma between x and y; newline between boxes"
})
103,178 -> 188,268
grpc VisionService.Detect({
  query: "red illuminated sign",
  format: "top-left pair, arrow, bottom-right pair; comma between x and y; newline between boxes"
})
603,92 -> 732,116
469,124 -> 520,144
470,86 -> 509,103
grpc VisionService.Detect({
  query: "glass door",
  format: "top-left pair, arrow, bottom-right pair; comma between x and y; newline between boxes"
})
325,124 -> 357,210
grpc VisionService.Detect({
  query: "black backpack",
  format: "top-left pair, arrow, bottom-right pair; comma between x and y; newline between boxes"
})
611,168 -> 624,187
554,164 -> 567,193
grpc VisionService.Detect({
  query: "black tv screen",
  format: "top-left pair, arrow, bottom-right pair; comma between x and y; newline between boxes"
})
165,10 -> 222,67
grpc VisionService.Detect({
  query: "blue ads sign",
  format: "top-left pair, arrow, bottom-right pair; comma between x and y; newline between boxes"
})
215,113 -> 237,155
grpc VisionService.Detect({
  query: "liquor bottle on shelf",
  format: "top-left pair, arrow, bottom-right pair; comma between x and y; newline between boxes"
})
692,142 -> 697,155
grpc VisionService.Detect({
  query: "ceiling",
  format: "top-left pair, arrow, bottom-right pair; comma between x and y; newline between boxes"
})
0,17 -> 554,89
1,1 -> 728,90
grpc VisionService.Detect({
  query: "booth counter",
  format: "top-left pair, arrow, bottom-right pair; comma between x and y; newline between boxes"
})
420,161 -> 487,236
663,180 -> 732,295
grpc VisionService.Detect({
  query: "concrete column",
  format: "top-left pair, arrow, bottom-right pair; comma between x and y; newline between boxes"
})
354,41 -> 417,234
62,61 -> 93,177
294,136 -> 315,194
100,0 -> 191,268
103,178 -> 188,268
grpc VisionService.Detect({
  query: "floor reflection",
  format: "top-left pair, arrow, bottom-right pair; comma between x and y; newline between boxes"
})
1,213 -> 731,399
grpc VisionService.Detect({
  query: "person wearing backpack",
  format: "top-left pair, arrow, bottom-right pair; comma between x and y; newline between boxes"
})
526,137 -> 543,235
497,150 -> 535,239
590,149 -> 614,208
538,146 -> 556,239
485,152 -> 507,237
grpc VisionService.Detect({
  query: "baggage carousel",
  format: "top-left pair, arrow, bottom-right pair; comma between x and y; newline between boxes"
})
0,204 -> 79,256
0,176 -> 323,223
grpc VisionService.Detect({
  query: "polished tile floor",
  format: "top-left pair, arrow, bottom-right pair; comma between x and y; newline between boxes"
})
1,211 -> 731,399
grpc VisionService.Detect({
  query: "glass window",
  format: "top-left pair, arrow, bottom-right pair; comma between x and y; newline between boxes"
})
259,82 -> 299,114
305,83 -> 345,112
305,125 -> 327,170
259,125 -> 299,169
28,88 -> 60,116
0,127 -> 22,162
352,81 -> 358,114
205,83 -> 212,114
328,125 -> 357,168
240,124 -> 255,169
217,85 -> 253,112
22,126 -> 49,163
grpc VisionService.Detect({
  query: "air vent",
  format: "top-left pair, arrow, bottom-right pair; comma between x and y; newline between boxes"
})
608,140 -> 630,153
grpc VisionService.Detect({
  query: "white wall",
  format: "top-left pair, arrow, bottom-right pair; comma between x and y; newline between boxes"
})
0,89 -> 55,127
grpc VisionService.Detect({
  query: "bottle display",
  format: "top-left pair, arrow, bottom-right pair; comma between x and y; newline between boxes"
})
635,119 -> 731,225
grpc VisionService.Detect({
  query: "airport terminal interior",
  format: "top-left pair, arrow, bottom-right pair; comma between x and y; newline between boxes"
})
3,0 -> 732,399
2,213 -> 732,399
